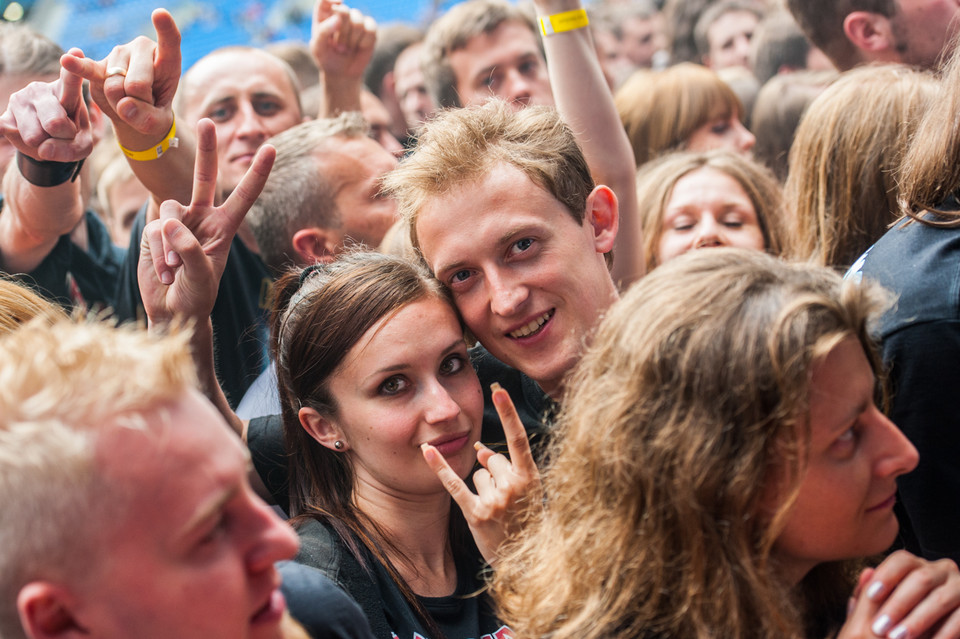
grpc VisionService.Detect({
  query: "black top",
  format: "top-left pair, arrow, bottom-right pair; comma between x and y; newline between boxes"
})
295,519 -> 508,639
6,208 -> 124,313
850,203 -> 960,564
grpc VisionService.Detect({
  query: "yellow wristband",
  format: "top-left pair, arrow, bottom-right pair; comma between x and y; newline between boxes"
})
539,8 -> 589,36
119,118 -> 178,161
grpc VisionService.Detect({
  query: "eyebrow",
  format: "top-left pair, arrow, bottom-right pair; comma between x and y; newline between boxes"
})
176,483 -> 239,542
362,337 -> 466,383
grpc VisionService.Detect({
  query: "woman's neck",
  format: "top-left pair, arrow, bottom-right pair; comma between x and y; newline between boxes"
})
355,482 -> 458,597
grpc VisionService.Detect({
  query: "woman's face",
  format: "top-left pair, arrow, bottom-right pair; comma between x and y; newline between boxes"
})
685,112 -> 755,155
656,167 -> 766,266
770,337 -> 919,584
325,296 -> 484,498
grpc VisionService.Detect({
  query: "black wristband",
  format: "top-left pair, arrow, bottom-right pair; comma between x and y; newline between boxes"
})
16,152 -> 84,187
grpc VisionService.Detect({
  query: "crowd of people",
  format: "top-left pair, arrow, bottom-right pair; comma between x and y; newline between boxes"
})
3,0 -> 960,637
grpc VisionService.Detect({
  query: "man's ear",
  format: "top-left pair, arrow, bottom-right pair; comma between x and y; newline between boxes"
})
843,12 -> 899,58
585,185 -> 619,254
298,406 -> 348,452
17,582 -> 89,639
291,228 -> 340,265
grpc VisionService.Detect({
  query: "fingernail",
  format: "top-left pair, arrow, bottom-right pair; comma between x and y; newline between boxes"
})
160,270 -> 173,285
872,615 -> 892,636
866,581 -> 885,601
490,382 -> 503,393
120,102 -> 137,119
888,625 -> 909,639
166,250 -> 178,264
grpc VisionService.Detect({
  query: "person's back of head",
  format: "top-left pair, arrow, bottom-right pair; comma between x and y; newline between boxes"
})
492,247 -> 889,639
784,64 -> 937,268
750,10 -> 821,86
265,40 -> 320,91
751,69 -> 837,182
421,0 -> 540,108
0,279 -> 65,335
661,0 -> 714,64
246,112 -> 370,272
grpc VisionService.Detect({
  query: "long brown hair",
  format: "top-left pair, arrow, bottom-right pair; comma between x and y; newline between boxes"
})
492,249 -> 888,639
272,251 -> 465,636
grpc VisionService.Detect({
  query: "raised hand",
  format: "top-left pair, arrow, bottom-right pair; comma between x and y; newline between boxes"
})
0,50 -> 92,163
839,550 -> 960,639
310,0 -> 377,80
61,8 -> 180,152
138,118 -> 275,325
421,383 -> 542,566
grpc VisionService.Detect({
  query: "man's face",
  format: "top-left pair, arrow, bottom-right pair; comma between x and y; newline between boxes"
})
890,0 -> 960,69
416,163 -> 618,398
394,44 -> 435,133
448,20 -> 554,109
704,10 -> 759,70
360,90 -> 405,158
621,14 -> 666,68
182,50 -> 303,192
78,390 -> 300,639
321,136 -> 399,250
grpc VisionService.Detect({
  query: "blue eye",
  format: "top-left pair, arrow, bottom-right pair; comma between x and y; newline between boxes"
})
513,238 -> 533,253
451,270 -> 471,283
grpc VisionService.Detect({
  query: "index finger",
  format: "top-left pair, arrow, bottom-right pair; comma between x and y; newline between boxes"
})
190,118 -> 219,208
314,0 -> 342,24
221,142 -> 276,227
491,383 -> 538,477
152,9 -> 182,78
57,49 -> 85,114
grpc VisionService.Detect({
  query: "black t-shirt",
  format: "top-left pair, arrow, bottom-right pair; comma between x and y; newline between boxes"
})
114,207 -> 272,408
850,204 -> 960,564
5,208 -> 125,313
295,519 -> 509,639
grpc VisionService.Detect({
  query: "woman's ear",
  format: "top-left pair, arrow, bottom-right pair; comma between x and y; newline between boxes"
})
298,406 -> 348,451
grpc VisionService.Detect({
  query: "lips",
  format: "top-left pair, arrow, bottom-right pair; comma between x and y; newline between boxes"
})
508,309 -> 554,339
866,491 -> 898,513
427,432 -> 472,457
251,585 -> 286,626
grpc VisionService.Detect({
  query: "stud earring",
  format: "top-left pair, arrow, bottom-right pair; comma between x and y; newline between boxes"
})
334,440 -> 344,450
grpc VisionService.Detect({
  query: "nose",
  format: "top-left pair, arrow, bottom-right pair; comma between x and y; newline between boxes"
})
503,68 -> 532,107
870,408 -> 920,479
234,102 -> 269,143
734,36 -> 752,67
733,119 -> 755,153
423,379 -> 462,425
246,496 -> 300,573
488,270 -> 529,317
693,214 -> 724,249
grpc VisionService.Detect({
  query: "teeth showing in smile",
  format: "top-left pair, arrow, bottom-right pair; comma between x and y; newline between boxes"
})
510,310 -> 553,339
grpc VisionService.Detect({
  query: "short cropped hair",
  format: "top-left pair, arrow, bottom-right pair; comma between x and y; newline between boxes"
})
0,321 -> 194,639
751,10 -> 816,86
0,22 -> 62,77
694,0 -> 765,61
786,0 -> 896,70
382,100 -> 594,250
246,112 -> 368,272
364,24 -> 423,98
422,0 -> 539,108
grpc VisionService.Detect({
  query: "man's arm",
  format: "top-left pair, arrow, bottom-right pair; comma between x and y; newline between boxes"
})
0,55 -> 91,274
62,9 -> 196,210
534,0 -> 642,286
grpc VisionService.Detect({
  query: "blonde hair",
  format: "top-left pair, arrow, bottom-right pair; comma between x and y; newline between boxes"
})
0,278 -> 65,335
0,321 -> 194,638
493,248 -> 887,639
615,63 -> 744,167
382,100 -> 594,250
784,65 -> 936,268
636,150 -> 785,272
